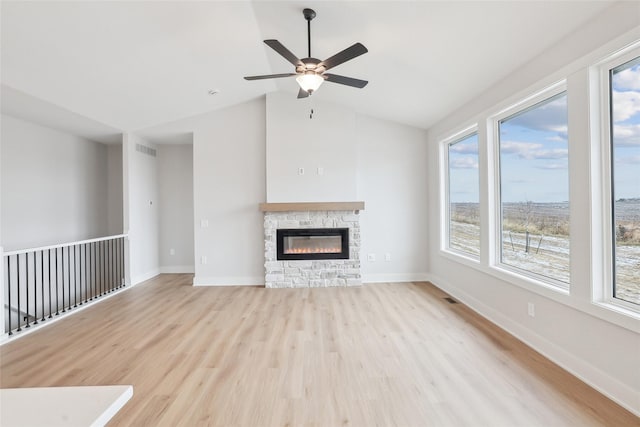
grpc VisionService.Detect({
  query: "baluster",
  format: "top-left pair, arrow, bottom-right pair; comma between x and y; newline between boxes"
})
106,239 -> 110,293
41,251 -> 45,322
117,238 -> 121,288
97,241 -> 100,297
32,252 -> 38,325
73,245 -> 78,308
109,239 -> 113,292
110,239 -> 114,291
101,240 -> 105,296
91,242 -> 95,300
68,245 -> 72,310
55,248 -> 60,315
7,256 -> 12,335
16,254 -> 21,332
62,247 -> 66,313
25,253 -> 30,328
121,237 -> 125,287
48,249 -> 53,319
82,243 -> 87,305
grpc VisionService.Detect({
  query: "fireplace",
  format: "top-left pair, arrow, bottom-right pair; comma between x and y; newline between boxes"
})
277,228 -> 349,260
261,203 -> 363,288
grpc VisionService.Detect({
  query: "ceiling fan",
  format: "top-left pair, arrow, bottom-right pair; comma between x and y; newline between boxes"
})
244,8 -> 368,98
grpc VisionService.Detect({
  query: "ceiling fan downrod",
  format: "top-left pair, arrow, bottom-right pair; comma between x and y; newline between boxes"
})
303,8 -> 316,58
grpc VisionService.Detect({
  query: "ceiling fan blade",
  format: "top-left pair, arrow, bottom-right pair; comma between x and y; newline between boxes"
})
297,88 -> 310,99
319,43 -> 368,71
324,73 -> 368,88
264,40 -> 303,67
244,73 -> 297,80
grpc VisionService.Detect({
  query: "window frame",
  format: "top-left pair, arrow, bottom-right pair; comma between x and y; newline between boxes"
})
595,46 -> 640,314
440,125 -> 481,263
489,81 -> 570,291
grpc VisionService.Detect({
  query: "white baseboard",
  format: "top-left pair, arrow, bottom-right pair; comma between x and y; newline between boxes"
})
426,273 -> 640,417
159,266 -> 195,274
131,269 -> 160,286
193,276 -> 264,286
362,272 -> 430,283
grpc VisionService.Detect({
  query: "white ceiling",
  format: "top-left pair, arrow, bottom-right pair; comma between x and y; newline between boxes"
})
1,1 -> 616,143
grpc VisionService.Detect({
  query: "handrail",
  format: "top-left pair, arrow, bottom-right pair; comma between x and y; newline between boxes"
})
2,234 -> 128,257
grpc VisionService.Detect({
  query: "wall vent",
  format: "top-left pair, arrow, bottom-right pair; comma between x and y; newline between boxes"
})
136,143 -> 156,157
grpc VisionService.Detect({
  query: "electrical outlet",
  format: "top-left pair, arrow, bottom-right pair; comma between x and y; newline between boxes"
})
200,219 -> 209,228
201,256 -> 208,265
385,253 -> 391,262
367,253 -> 376,262
527,302 -> 535,317
169,248 -> 175,256
317,167 -> 324,175
298,167 -> 305,175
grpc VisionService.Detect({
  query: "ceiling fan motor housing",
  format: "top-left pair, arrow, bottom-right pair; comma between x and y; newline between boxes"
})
296,58 -> 325,75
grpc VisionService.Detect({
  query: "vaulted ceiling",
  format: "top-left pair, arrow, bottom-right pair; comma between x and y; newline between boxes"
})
1,1 -> 617,143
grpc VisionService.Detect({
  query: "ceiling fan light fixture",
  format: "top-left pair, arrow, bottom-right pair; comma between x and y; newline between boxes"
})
296,72 -> 324,94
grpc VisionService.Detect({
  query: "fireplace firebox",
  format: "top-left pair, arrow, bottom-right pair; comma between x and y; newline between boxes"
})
277,228 -> 349,260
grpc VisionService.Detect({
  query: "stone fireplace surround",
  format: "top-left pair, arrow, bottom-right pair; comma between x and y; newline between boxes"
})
260,202 -> 364,288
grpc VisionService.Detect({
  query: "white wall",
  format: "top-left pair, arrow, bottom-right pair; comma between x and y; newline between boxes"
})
356,115 -> 429,282
265,92 -> 429,282
157,143 -> 194,273
266,92 -> 358,202
140,93 -> 430,285
426,3 -> 640,414
1,114 -> 109,250
107,143 -> 123,235
123,134 -> 159,284
192,99 -> 266,285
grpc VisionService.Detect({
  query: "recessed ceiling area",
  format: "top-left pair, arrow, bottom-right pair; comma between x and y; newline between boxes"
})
1,1 -> 617,141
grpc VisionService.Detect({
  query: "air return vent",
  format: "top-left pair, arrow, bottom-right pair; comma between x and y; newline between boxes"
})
136,143 -> 156,157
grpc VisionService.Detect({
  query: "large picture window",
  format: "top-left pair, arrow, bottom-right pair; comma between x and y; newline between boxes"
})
610,56 -> 640,306
498,91 -> 570,285
447,133 -> 480,257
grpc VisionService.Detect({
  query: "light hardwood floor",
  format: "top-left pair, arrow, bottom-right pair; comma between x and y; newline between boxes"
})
1,275 -> 638,426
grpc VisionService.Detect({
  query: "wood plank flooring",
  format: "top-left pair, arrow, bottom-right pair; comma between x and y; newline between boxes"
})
1,275 -> 638,426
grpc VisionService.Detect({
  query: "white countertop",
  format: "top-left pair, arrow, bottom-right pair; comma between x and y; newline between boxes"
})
0,385 -> 133,427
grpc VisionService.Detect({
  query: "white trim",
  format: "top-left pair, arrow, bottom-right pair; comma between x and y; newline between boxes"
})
192,276 -> 263,286
439,127 -> 481,262
591,44 -> 640,314
488,82 -> 570,290
3,234 -> 128,256
426,273 -> 640,417
131,269 -> 160,286
439,249 -> 481,269
432,243 -> 638,331
362,273 -> 430,283
159,266 -> 195,274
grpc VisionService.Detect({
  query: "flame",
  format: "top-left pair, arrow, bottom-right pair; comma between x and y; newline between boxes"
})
284,247 -> 341,254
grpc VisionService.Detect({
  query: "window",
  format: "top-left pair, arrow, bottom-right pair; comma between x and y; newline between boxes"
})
446,132 -> 480,257
497,90 -> 569,286
609,56 -> 640,306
